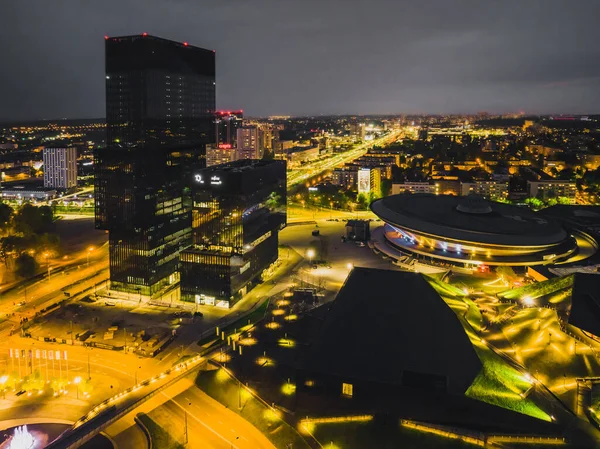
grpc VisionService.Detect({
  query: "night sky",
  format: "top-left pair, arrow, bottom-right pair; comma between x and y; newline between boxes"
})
2,0 -> 600,121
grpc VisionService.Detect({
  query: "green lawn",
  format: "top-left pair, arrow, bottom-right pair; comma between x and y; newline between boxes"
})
137,413 -> 184,449
424,276 -> 551,422
196,369 -> 311,449
312,419 -> 478,449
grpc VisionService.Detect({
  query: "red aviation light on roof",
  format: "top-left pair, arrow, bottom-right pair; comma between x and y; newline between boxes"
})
183,42 -> 189,46
142,32 -> 148,36
104,35 -> 109,40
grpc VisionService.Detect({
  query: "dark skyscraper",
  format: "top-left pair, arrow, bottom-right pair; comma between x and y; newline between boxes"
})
95,34 -> 216,296
180,159 -> 286,308
215,110 -> 243,147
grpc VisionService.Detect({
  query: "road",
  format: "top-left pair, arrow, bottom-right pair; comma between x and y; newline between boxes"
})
286,129 -> 402,187
153,385 -> 275,449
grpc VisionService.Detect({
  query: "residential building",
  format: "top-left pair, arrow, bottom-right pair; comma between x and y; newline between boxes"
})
527,180 -> 577,204
236,126 -> 264,160
391,181 -> 436,195
43,147 -> 78,189
357,167 -> 381,196
331,167 -> 358,189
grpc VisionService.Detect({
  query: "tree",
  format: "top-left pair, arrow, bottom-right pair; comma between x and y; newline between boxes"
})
14,204 -> 54,235
15,253 -> 38,279
0,203 -> 14,233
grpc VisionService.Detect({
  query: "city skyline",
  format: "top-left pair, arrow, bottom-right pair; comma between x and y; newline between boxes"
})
2,0 -> 600,121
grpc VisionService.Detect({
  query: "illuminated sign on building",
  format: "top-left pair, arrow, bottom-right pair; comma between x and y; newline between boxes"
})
218,144 -> 232,149
195,174 -> 223,185
358,168 -> 371,194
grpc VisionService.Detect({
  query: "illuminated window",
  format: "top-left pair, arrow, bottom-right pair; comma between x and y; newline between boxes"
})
342,382 -> 353,397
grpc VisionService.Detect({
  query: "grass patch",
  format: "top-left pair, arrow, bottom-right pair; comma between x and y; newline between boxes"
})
312,419 -> 477,449
498,275 -> 574,302
466,348 -> 551,422
425,275 -> 551,422
137,413 -> 184,449
196,369 -> 311,449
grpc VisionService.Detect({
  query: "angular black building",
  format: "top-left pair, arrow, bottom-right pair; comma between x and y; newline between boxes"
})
95,34 -> 216,295
180,159 -> 286,308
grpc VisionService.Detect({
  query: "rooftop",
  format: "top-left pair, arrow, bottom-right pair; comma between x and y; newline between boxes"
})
371,193 -> 568,247
300,267 -> 481,395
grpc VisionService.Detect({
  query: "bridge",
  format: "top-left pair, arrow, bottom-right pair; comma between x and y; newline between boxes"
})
45,354 -> 208,449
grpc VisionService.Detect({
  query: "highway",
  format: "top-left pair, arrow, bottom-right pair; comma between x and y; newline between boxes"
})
153,385 -> 276,449
287,129 -> 402,187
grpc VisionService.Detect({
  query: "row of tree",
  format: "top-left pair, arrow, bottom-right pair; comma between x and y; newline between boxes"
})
0,203 -> 60,279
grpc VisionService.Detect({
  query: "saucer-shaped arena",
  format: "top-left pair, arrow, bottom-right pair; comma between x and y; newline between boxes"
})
370,194 -> 579,267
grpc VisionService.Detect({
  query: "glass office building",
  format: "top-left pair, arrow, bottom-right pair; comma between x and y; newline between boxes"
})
180,159 -> 286,307
95,34 -> 216,295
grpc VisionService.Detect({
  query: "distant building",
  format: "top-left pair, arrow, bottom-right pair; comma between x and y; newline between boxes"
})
43,147 -> 78,189
331,167 -> 358,189
285,147 -> 319,167
433,178 -> 461,196
527,180 -> 577,204
0,188 -> 57,201
349,123 -> 366,141
180,159 -> 286,308
236,126 -> 264,160
357,167 -> 381,196
461,181 -> 508,200
206,144 -> 235,167
392,181 -> 436,195
215,110 -> 243,147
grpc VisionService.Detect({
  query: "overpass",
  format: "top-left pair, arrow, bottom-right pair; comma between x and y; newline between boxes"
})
45,354 -> 208,449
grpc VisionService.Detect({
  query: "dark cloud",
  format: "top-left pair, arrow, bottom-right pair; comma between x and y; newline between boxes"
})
1,0 -> 599,120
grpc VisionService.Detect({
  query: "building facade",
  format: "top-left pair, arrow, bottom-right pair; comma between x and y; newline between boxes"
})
180,159 -> 286,308
236,126 -> 264,160
95,34 -> 216,296
215,110 -> 243,147
206,144 -> 235,167
43,147 -> 78,189
527,180 -> 577,204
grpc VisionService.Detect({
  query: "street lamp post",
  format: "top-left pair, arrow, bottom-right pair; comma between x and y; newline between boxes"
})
86,246 -> 95,268
74,376 -> 81,399
307,249 -> 315,267
44,252 -> 50,281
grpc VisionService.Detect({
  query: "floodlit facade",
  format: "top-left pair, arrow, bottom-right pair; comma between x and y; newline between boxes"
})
180,159 -> 286,307
43,147 -> 77,189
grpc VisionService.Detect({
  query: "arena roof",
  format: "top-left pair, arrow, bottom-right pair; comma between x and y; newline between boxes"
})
371,194 -> 569,247
300,267 -> 482,395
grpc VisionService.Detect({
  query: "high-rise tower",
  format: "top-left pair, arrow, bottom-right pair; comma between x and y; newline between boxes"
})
95,34 -> 216,295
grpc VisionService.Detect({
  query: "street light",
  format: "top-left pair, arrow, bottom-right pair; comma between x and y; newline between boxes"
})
44,252 -> 50,281
74,376 -> 81,399
86,246 -> 95,268
307,249 -> 315,266
347,262 -> 353,270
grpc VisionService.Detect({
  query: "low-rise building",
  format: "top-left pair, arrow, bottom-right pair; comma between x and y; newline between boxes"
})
331,167 -> 358,189
527,180 -> 577,204
392,181 -> 436,195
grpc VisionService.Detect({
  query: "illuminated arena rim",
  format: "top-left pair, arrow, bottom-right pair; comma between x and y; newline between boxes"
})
370,194 -> 579,267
